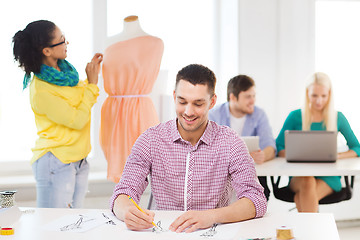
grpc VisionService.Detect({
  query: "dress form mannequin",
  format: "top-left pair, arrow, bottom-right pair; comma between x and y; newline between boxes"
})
101,15 -> 164,183
106,15 -> 149,46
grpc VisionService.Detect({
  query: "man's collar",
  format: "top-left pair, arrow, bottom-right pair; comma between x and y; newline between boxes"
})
199,121 -> 213,146
170,119 -> 182,142
170,119 -> 213,146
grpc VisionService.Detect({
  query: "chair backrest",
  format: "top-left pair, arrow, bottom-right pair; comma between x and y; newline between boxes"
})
270,176 -> 354,205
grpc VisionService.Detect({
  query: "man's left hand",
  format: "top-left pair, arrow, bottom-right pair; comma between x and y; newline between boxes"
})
169,210 -> 216,233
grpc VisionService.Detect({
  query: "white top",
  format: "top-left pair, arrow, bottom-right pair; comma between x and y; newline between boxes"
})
255,157 -> 360,176
229,114 -> 246,136
106,16 -> 150,47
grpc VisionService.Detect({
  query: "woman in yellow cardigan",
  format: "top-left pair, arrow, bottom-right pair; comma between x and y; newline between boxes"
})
13,20 -> 103,208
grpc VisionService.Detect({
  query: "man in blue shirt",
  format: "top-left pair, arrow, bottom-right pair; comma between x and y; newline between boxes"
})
209,75 -> 276,200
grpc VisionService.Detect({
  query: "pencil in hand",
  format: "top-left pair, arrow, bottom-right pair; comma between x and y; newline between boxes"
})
127,195 -> 159,229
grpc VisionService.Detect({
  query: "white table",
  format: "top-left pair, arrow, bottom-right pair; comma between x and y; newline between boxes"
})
256,157 -> 360,176
4,208 -> 339,240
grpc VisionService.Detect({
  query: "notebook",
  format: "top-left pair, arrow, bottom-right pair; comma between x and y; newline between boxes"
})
242,136 -> 260,152
285,130 -> 337,163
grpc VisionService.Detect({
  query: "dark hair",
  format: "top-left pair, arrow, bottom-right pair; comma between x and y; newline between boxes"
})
175,64 -> 216,95
13,20 -> 56,75
227,75 -> 255,101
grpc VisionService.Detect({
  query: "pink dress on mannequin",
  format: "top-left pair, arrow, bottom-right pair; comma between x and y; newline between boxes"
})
100,36 -> 164,183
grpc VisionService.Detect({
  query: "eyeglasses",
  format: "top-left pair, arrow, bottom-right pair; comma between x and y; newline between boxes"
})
48,38 -> 67,48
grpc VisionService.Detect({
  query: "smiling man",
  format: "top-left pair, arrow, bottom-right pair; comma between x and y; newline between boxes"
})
110,64 -> 266,233
209,75 -> 276,200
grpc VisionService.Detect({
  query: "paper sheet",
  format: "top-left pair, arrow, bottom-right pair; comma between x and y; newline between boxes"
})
42,211 -> 118,233
42,210 -> 238,239
116,211 -> 239,240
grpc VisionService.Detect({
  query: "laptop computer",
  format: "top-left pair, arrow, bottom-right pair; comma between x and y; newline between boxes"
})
285,130 -> 337,163
242,136 -> 260,152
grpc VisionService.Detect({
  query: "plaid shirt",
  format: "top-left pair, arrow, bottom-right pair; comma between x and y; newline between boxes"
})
110,120 -> 267,218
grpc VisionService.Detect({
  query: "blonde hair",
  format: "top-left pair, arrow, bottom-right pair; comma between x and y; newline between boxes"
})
302,72 -> 337,131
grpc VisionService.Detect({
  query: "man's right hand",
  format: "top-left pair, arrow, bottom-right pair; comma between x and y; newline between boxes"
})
250,150 -> 266,164
251,146 -> 276,164
113,195 -> 155,231
123,206 -> 155,230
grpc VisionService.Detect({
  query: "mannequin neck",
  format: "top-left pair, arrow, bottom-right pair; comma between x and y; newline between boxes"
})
106,16 -> 149,46
122,19 -> 147,38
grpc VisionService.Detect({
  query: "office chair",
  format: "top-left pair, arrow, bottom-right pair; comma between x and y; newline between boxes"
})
147,192 -> 154,209
270,176 -> 354,204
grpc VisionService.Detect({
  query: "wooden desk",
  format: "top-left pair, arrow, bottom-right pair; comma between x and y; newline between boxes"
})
5,208 -> 339,240
256,157 -> 360,176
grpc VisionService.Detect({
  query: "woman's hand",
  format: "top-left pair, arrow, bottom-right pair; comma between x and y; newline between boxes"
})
86,53 -> 103,85
338,150 -> 357,159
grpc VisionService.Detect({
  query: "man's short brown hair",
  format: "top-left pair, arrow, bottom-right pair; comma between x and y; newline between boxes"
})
227,75 -> 255,101
176,64 -> 216,96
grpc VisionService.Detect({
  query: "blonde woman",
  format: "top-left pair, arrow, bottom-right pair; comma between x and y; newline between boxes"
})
276,72 -> 360,212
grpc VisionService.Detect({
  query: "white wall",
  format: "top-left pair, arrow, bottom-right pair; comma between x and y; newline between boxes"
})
237,0 -> 279,132
232,0 -> 315,136
275,0 -> 316,133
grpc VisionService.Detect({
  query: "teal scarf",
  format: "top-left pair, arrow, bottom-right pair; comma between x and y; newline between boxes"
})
23,60 -> 79,89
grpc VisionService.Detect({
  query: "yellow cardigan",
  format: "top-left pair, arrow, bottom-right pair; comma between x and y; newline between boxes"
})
29,76 -> 99,164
